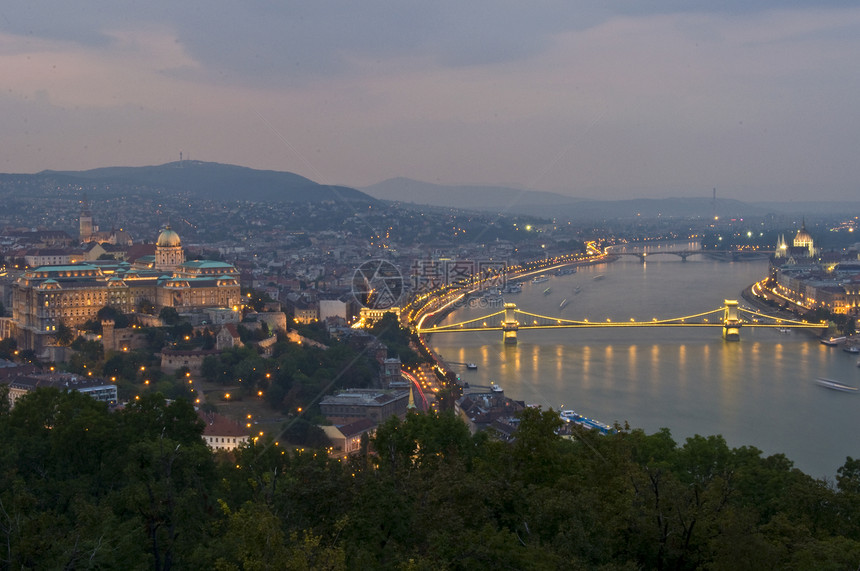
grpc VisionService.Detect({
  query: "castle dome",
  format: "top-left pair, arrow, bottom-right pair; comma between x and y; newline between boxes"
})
157,227 -> 181,247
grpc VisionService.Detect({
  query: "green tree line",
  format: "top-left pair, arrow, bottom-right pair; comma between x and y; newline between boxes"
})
2,390 -> 859,569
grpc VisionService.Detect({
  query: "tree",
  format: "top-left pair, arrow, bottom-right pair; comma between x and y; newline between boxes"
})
53,320 -> 75,346
97,305 -> 129,328
0,337 -> 17,360
159,307 -> 181,325
137,298 -> 156,315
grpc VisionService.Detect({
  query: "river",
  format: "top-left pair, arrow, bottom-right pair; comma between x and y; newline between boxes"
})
430,243 -> 859,478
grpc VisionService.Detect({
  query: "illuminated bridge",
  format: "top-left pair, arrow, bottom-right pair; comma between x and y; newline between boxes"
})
610,250 -> 775,263
416,301 -> 826,344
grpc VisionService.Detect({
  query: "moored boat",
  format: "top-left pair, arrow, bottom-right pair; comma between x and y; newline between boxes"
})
532,275 -> 549,284
558,409 -> 615,435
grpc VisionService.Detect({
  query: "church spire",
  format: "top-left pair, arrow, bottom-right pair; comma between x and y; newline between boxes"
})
407,384 -> 417,410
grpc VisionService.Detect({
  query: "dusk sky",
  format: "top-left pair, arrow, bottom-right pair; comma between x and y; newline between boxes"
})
3,2 -> 860,201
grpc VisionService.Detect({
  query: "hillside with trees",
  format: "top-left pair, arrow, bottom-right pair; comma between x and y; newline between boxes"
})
2,389 -> 859,569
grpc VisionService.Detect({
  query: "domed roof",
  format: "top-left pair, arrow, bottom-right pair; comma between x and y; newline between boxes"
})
157,227 -> 181,247
794,228 -> 812,241
793,221 -> 813,247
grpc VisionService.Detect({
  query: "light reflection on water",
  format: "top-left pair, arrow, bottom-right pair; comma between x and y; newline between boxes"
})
432,255 -> 859,477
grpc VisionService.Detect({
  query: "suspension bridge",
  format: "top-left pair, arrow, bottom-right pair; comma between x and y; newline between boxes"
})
416,300 -> 826,344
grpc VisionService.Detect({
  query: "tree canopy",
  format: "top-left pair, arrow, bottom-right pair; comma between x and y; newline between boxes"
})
2,392 -> 860,569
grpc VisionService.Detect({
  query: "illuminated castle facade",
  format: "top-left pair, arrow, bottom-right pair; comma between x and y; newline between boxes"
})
12,227 -> 240,350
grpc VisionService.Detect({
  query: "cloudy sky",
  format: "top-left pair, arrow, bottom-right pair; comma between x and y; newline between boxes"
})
3,2 -> 860,201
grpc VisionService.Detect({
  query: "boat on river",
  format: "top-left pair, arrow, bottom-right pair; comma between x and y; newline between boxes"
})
532,275 -> 549,284
559,299 -> 568,310
843,345 -> 860,354
815,378 -> 858,392
543,287 -> 552,295
821,336 -> 846,346
559,410 -> 615,435
466,363 -> 478,370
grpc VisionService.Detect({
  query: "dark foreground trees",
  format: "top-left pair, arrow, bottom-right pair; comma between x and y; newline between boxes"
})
2,391 -> 860,569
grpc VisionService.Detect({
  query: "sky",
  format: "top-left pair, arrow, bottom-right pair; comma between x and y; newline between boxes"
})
2,1 -> 860,201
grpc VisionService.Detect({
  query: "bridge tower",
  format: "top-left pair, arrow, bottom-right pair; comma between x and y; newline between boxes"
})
722,299 -> 742,341
502,302 -> 519,344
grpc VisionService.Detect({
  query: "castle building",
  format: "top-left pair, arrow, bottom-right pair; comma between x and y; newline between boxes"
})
11,227 -> 241,351
154,226 -> 184,271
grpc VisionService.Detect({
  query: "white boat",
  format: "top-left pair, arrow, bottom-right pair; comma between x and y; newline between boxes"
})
778,328 -> 791,334
466,363 -> 478,370
821,336 -> 846,346
559,299 -> 568,310
815,377 -> 858,392
532,275 -> 549,284
843,345 -> 860,354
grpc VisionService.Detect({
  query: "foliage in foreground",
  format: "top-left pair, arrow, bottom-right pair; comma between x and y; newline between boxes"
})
2,390 -> 860,570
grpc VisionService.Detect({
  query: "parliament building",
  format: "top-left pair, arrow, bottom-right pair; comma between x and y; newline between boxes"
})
12,227 -> 241,351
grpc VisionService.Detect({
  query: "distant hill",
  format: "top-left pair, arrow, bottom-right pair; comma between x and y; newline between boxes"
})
0,161 -> 377,204
362,178 -> 774,220
361,178 -> 585,213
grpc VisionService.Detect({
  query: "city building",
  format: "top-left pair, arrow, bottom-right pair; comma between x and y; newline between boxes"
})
321,417 -> 376,455
10,227 -> 241,351
775,220 -> 818,261
160,348 -> 219,375
197,410 -> 251,452
381,357 -> 406,388
5,372 -> 117,408
319,388 -> 409,424
771,223 -> 860,315
79,197 -> 133,246
455,384 -> 525,434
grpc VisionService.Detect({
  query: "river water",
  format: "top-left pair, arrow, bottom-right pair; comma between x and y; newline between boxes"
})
431,244 -> 859,477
